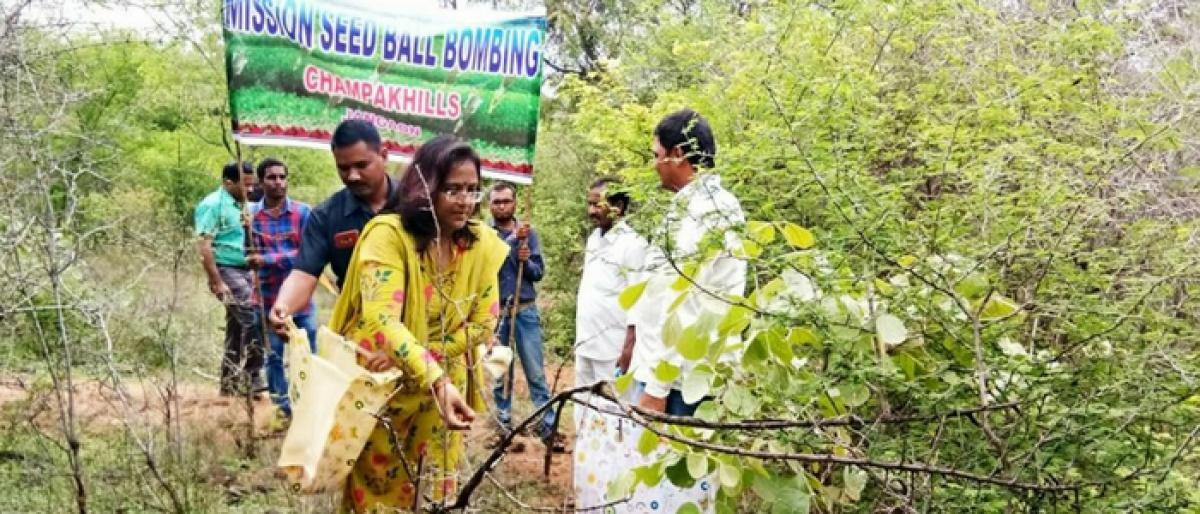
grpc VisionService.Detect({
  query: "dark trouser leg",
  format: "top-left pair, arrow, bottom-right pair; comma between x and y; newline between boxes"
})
512,306 -> 554,437
218,266 -> 260,394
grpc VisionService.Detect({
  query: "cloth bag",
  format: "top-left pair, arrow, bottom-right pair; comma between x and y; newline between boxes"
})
276,322 -> 403,494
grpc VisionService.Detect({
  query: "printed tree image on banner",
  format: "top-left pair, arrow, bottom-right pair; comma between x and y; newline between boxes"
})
223,0 -> 545,183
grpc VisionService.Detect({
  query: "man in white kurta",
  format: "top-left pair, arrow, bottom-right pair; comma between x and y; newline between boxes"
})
575,178 -> 648,396
624,109 -> 747,416
575,109 -> 745,513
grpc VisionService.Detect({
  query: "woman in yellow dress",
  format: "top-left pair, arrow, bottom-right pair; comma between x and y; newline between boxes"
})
327,135 -> 508,512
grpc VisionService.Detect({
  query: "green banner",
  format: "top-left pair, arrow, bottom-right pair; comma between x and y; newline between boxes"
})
222,0 -> 545,184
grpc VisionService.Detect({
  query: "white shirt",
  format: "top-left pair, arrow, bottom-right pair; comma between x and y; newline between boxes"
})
575,221 -> 648,361
629,174 -> 747,399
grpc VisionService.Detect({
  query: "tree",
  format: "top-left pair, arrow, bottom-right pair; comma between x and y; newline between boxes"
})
533,0 -> 1200,510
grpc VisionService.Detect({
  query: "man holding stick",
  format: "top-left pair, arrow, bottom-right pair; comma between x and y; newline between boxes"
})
488,182 -> 563,451
195,161 -> 265,397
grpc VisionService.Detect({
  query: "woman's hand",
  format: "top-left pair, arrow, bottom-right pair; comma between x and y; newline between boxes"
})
431,377 -> 475,430
365,350 -> 397,372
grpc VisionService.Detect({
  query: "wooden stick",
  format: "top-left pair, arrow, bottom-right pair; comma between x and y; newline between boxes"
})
501,188 -> 534,403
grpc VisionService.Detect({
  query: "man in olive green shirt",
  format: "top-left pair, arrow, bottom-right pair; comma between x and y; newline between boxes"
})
195,161 -> 264,396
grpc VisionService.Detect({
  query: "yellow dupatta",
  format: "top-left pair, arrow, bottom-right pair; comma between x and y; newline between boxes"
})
327,214 -> 507,410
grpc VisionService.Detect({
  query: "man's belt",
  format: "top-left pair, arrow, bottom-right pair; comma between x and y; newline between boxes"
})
503,298 -> 537,312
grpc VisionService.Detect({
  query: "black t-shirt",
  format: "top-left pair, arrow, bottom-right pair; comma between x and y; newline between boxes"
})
294,179 -> 391,287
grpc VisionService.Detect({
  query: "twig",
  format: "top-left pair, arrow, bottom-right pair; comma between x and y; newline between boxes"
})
607,392 -> 1082,493
436,384 -> 597,512
594,390 -> 1020,430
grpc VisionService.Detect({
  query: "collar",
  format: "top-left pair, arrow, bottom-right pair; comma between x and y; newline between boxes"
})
343,176 -> 393,217
256,197 -> 292,215
600,220 -> 631,243
672,173 -> 721,202
217,187 -> 239,205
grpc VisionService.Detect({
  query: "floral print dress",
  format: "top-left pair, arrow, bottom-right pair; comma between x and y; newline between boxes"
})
329,215 -> 505,513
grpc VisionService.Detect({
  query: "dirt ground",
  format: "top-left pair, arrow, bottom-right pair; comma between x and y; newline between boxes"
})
0,362 -> 579,511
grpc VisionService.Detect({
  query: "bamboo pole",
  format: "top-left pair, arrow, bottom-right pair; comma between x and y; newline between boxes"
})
501,187 -> 534,404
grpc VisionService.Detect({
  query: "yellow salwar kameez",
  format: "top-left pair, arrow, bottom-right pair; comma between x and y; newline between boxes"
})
327,214 -> 506,513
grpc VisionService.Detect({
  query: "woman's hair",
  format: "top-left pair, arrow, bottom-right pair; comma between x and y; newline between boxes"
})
382,134 -> 482,252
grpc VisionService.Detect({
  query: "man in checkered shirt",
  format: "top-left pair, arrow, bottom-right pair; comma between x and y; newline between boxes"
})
249,157 -> 316,426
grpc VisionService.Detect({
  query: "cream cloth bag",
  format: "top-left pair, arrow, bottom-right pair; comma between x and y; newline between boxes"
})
277,322 -> 403,494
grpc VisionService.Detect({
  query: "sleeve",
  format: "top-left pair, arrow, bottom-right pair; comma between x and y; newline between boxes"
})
293,206 -> 330,277
524,229 -> 545,282
193,201 -> 218,237
356,227 -> 444,388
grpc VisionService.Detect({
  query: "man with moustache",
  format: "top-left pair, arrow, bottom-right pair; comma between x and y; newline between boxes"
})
488,182 -> 563,451
573,177 -> 647,417
267,120 -> 394,333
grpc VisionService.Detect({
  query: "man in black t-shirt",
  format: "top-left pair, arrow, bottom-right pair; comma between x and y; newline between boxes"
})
268,120 -> 392,333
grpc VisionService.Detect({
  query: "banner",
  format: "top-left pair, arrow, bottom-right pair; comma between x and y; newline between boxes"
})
222,0 -> 545,184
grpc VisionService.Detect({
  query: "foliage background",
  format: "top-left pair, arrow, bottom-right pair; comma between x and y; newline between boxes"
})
1,0 -> 1198,512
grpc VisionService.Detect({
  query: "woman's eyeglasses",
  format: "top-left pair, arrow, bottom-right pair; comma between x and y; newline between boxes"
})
440,187 -> 483,203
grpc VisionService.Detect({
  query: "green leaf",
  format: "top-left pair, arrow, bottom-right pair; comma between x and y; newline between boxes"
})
724,383 -> 761,417
694,400 -> 720,422
893,352 -> 918,378
765,328 -> 794,363
663,313 -> 683,349
741,239 -> 764,258
671,262 -> 699,291
742,336 -> 770,367
841,383 -> 870,408
633,462 -> 664,487
681,365 -> 713,404
655,361 -> 681,383
954,272 -> 989,300
897,254 -> 918,268
873,277 -> 894,296
687,452 -> 709,479
787,327 -> 819,346
607,469 -> 637,500
748,221 -> 776,244
668,290 -> 689,313
718,305 -> 752,336
781,222 -> 815,249
718,460 -> 742,489
979,295 -> 1019,320
615,371 -> 633,394
637,429 -> 659,456
619,281 -> 648,310
666,457 -> 698,488
753,474 -> 812,514
678,325 -> 709,361
843,467 -> 868,501
677,503 -> 702,514
876,313 -> 907,346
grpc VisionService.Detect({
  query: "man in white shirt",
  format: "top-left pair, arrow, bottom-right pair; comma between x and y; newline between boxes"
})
575,178 -> 647,400
618,109 -> 747,416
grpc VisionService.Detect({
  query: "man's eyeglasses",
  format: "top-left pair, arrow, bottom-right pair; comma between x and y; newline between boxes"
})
440,187 -> 483,203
